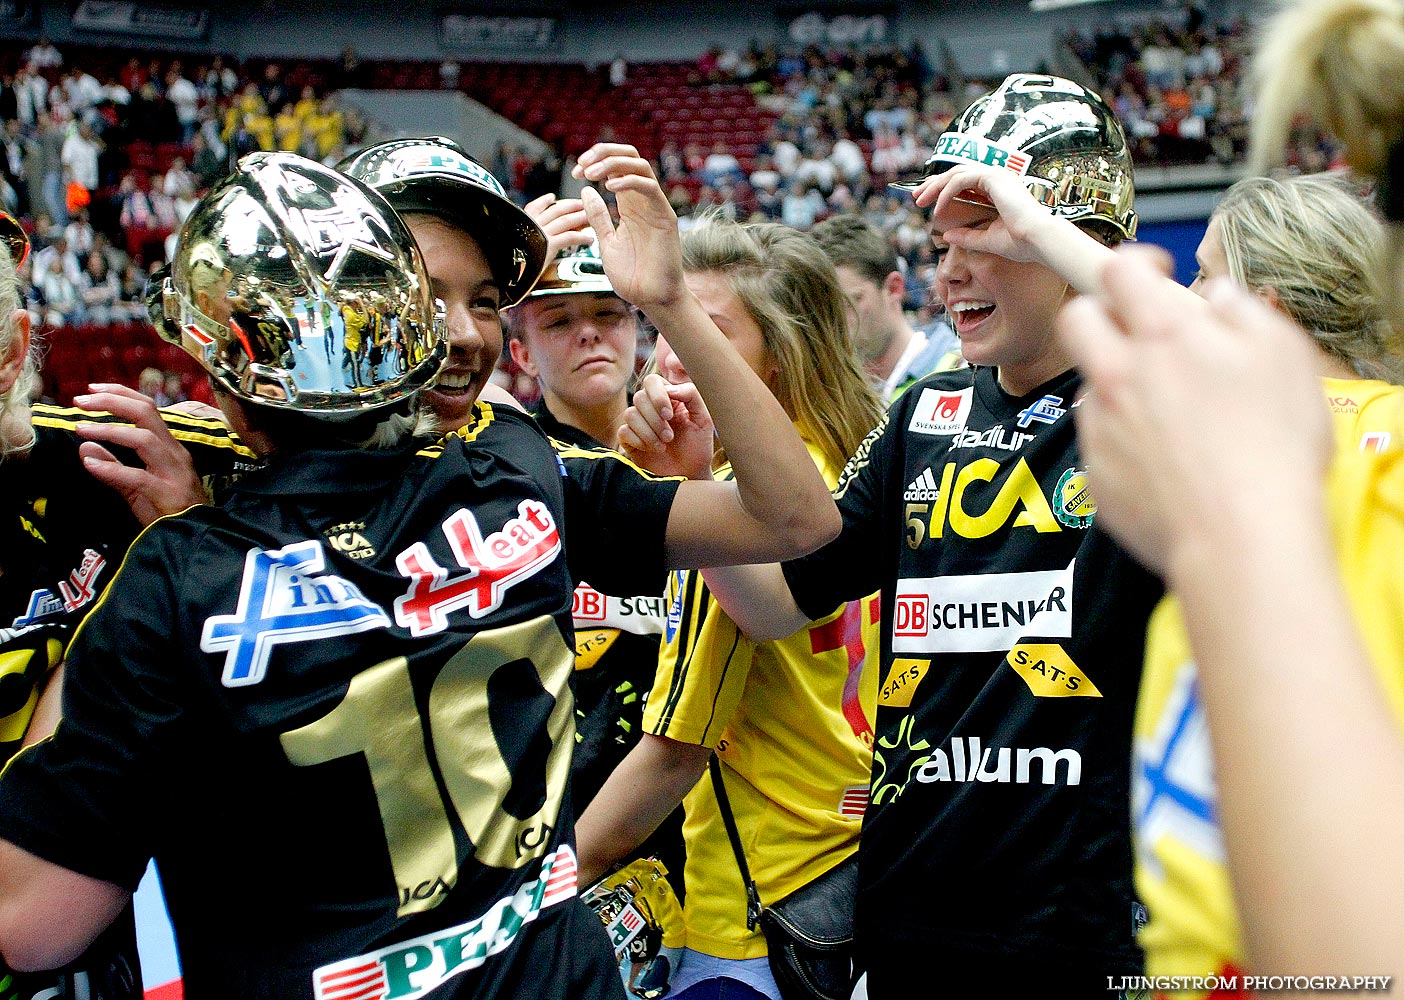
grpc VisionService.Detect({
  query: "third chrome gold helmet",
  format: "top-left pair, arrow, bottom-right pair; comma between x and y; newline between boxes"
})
897,73 -> 1138,241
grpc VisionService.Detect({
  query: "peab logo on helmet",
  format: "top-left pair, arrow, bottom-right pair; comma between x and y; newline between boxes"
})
386,148 -> 506,196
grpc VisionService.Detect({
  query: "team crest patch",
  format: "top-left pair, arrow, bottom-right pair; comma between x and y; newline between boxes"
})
325,521 -> 376,560
908,386 -> 973,436
1054,467 -> 1096,529
202,539 -> 391,687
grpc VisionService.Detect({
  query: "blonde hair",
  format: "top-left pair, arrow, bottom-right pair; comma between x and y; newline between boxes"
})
680,217 -> 882,473
1214,173 -> 1393,377
0,244 -> 37,459
1250,0 -> 1404,340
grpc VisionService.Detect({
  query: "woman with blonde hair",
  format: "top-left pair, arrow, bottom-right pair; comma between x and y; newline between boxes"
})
577,216 -> 882,1000
1049,0 -> 1404,984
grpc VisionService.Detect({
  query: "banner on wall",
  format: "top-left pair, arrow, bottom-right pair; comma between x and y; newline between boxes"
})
438,13 -> 558,52
71,0 -> 210,39
778,5 -> 896,47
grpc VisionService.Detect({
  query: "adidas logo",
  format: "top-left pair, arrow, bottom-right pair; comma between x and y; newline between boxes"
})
905,468 -> 940,501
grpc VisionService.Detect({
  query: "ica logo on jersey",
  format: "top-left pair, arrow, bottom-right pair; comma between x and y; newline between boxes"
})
903,457 -> 1062,549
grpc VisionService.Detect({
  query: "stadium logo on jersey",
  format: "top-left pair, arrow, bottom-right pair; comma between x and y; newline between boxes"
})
1015,394 -> 1066,429
947,425 -> 1035,453
904,467 -> 940,501
202,539 -> 391,688
1133,663 -> 1221,879
1006,643 -> 1102,697
1361,431 -> 1393,454
908,386 -> 973,436
324,520 -> 376,560
892,562 -> 1074,653
930,132 -> 1033,176
914,736 -> 1082,786
1328,396 -> 1359,414
572,583 -> 667,635
1053,467 -> 1096,529
312,847 -> 578,1000
394,500 -> 562,636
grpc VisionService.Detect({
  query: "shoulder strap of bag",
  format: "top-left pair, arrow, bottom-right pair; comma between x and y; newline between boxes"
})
709,754 -> 766,930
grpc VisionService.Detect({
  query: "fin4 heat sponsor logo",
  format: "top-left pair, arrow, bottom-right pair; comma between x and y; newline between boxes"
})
915,736 -> 1082,785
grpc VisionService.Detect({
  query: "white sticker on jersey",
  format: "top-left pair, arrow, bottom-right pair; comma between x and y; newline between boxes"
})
908,386 -> 973,436
203,539 -> 391,688
892,563 -> 1074,653
571,582 -> 666,636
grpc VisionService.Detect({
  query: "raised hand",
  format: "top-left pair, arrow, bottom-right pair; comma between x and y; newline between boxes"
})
572,143 -> 685,312
523,192 -> 593,260
912,164 -> 1059,264
617,374 -> 715,481
1058,248 -> 1330,578
71,383 -> 208,526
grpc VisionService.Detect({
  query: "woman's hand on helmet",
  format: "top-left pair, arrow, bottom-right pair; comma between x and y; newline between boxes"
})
574,142 -> 686,312
617,374 -> 715,481
913,163 -> 1054,265
523,192 -> 593,260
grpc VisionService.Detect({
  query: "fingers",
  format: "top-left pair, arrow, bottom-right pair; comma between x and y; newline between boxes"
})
166,400 -> 224,421
1097,249 -> 1199,340
629,374 -> 676,444
522,192 -> 557,218
77,441 -> 149,494
575,143 -> 646,172
661,380 -> 710,426
580,186 -> 615,241
1055,295 -> 1134,394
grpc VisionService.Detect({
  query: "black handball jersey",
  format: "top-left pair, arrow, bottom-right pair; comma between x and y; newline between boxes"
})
0,402 -> 677,1000
0,403 -> 248,1000
782,366 -> 1163,984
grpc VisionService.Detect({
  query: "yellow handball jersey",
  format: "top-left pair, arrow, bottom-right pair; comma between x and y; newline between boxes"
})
643,433 -> 878,960
1133,377 -> 1404,994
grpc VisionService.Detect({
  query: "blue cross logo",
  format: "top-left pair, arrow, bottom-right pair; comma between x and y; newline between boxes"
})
1133,664 -> 1222,877
202,540 -> 390,688
1016,394 -> 1067,429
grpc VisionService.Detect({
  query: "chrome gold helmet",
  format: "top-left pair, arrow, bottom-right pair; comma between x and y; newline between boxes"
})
149,152 -> 444,415
523,234 -> 614,299
339,136 -> 549,307
896,73 -> 1137,241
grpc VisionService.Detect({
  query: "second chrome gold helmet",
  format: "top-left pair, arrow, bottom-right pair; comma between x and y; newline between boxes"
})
897,73 -> 1138,241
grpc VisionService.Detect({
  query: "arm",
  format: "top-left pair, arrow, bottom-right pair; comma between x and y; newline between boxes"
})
575,734 -> 712,886
575,142 -> 838,567
1060,250 -> 1404,973
21,661 -> 63,748
0,840 -> 128,971
912,164 -> 1117,296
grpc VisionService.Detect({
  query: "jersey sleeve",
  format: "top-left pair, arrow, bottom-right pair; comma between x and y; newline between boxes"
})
783,410 -> 898,621
157,405 -> 257,479
0,520 -> 196,890
557,441 -> 682,597
642,568 -> 756,748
